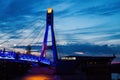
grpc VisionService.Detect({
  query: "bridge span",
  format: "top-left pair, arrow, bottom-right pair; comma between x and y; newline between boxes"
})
0,8 -> 118,80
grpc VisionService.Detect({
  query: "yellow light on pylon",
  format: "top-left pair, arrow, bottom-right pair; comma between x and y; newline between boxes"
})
48,8 -> 52,13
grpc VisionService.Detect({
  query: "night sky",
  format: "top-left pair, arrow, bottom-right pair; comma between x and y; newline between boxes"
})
0,0 -> 120,62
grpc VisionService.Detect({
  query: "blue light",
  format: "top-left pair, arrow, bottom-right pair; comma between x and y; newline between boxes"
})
39,57 -> 51,65
19,54 -> 39,62
0,51 -> 39,62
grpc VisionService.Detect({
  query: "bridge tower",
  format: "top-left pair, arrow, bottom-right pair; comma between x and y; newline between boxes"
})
40,8 -> 58,64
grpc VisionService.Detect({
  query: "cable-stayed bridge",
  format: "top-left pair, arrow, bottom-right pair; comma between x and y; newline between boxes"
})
0,8 -> 118,80
0,8 -> 57,65
0,8 -> 59,80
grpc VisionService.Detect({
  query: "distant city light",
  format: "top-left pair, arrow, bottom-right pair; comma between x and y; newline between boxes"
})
61,56 -> 76,60
75,52 -> 84,54
13,44 -> 17,46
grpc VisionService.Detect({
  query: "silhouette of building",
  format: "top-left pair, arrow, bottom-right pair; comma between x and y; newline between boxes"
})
56,56 -> 115,80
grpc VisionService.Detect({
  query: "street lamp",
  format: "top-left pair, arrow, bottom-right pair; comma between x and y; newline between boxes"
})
13,44 -> 17,52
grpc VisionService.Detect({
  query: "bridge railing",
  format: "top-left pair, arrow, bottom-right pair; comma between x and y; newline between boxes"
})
0,50 -> 39,62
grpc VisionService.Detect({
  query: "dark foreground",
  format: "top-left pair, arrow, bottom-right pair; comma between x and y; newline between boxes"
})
0,56 -> 120,80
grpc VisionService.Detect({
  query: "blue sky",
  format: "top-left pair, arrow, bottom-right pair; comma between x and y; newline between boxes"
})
0,0 -> 120,61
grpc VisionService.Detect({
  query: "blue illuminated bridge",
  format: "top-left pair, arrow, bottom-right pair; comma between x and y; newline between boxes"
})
0,8 -> 56,65
0,50 -> 38,62
0,8 -> 118,80
0,8 -> 58,80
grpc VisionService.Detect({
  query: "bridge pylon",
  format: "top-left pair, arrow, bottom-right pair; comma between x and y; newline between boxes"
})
39,8 -> 58,65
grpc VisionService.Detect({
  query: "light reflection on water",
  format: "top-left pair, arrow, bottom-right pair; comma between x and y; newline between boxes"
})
22,74 -> 60,80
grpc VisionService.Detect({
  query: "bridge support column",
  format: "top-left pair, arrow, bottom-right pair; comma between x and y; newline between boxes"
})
40,8 -> 58,65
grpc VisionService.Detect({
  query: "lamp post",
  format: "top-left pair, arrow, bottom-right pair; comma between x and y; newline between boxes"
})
13,44 -> 16,52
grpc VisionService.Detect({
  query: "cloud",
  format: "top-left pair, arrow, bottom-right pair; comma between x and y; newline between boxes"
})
63,0 -> 120,17
57,43 -> 120,56
0,0 -> 120,62
78,2 -> 120,16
